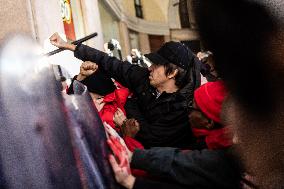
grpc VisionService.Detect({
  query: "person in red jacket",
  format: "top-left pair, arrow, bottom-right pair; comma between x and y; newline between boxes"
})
68,61 -> 144,151
189,80 -> 233,150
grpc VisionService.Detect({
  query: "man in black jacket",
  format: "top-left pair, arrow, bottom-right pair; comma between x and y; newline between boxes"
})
50,33 -> 199,148
104,122 -> 242,189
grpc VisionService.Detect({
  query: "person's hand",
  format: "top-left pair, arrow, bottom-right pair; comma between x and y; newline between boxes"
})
108,136 -> 135,189
104,122 -> 132,160
113,108 -> 127,127
121,119 -> 140,138
49,32 -> 76,50
76,61 -> 99,81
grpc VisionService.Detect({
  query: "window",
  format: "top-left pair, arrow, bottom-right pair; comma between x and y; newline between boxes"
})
134,0 -> 143,18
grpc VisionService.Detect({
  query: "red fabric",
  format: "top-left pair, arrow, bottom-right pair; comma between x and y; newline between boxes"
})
193,81 -> 232,149
97,82 -> 146,177
65,85 -> 69,94
123,136 -> 146,177
99,86 -> 129,130
194,81 -> 227,123
192,127 -> 233,149
97,83 -> 144,150
123,136 -> 144,151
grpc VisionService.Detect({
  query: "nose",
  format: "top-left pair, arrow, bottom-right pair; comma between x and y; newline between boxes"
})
148,65 -> 153,72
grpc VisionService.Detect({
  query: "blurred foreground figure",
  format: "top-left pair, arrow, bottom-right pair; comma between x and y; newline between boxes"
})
0,35 -> 118,189
0,35 -> 81,188
64,81 -> 120,189
193,0 -> 284,188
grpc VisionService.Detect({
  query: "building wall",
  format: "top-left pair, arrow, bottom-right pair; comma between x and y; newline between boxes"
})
129,30 -> 140,50
138,33 -> 151,53
142,0 -> 169,23
118,21 -> 131,55
70,0 -> 86,39
31,0 -> 65,46
79,0 -> 104,50
0,0 -> 35,42
116,0 -> 170,53
121,0 -> 136,18
0,0 -> 113,77
123,0 -> 169,23
98,2 -> 121,45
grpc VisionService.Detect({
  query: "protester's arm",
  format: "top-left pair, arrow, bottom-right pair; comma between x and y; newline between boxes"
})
133,177 -> 187,189
66,61 -> 98,94
66,74 -> 92,95
50,33 -> 148,92
105,125 -> 186,189
73,44 -> 148,91
130,147 -> 230,187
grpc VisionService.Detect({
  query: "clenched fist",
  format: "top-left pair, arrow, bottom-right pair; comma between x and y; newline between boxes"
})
49,32 -> 76,51
77,61 -> 99,81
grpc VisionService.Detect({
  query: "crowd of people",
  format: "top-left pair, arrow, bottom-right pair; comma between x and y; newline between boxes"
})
48,17 -> 243,188
48,0 -> 284,187
0,0 -> 282,188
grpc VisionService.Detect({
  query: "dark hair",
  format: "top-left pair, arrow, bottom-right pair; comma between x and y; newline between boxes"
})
164,63 -> 189,88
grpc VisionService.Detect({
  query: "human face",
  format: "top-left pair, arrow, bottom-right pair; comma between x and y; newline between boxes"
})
148,64 -> 169,88
188,100 -> 213,129
89,92 -> 105,112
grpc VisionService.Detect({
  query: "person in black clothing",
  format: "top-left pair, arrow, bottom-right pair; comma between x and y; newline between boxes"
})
104,81 -> 242,189
50,33 -> 200,149
193,0 -> 284,188
107,135 -> 242,189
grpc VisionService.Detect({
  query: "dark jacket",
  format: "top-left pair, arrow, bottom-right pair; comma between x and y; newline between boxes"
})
131,147 -> 242,189
74,44 -> 194,148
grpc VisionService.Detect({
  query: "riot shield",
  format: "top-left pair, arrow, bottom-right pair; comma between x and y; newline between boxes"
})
65,104 -> 106,189
64,81 -> 119,189
0,35 -> 81,189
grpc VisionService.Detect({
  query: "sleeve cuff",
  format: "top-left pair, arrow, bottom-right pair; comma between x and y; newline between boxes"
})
74,43 -> 85,60
74,42 -> 82,52
131,149 -> 147,169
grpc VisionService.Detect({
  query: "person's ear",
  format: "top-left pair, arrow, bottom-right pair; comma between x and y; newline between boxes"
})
168,69 -> 178,79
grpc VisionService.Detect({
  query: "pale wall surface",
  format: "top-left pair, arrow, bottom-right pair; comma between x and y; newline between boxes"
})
0,0 -> 34,42
98,2 -> 121,43
168,0 -> 181,29
31,0 -> 65,46
122,0 -> 169,23
142,0 -> 169,23
122,0 -> 136,18
80,0 -> 104,50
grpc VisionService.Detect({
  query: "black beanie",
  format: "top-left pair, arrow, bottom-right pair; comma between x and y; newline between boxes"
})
81,70 -> 116,96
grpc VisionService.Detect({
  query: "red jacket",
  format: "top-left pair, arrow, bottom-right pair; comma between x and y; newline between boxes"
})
98,83 -> 145,177
192,127 -> 233,149
98,82 -> 144,151
99,85 -> 129,130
